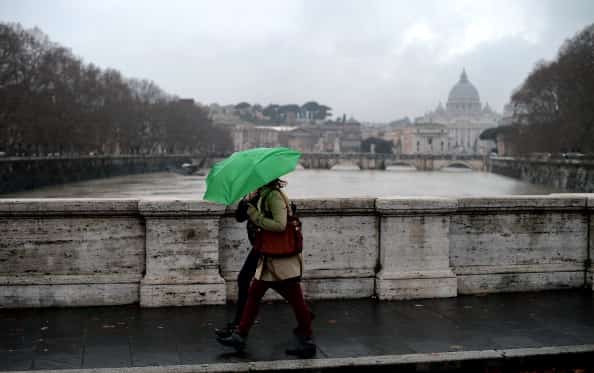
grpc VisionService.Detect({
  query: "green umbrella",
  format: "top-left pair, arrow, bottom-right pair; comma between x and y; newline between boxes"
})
203,147 -> 302,205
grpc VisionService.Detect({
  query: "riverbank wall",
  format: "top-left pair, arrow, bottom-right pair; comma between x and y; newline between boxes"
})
1,196 -> 592,308
488,156 -> 594,192
0,155 -> 193,194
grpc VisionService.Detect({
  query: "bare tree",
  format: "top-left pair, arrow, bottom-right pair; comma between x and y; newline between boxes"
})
0,23 -> 233,157
510,23 -> 594,154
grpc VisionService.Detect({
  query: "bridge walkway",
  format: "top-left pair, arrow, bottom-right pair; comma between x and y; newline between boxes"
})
1,290 -> 593,372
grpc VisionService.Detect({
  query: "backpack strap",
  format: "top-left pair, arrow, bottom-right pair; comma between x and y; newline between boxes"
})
258,187 -> 292,217
278,190 -> 292,217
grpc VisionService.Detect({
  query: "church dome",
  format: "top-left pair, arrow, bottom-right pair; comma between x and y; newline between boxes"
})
447,69 -> 480,104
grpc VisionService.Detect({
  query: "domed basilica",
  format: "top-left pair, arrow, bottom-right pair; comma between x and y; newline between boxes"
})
417,69 -> 500,154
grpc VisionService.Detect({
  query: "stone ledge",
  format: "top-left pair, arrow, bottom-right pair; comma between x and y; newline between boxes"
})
457,271 -> 584,294
139,283 -> 226,307
456,195 -> 587,212
224,197 -> 451,216
376,270 -> 457,300
293,198 -> 377,215
376,197 -> 457,214
303,277 -> 375,299
0,274 -> 141,285
141,272 -> 224,285
499,344 -> 594,358
0,198 -> 139,216
492,156 -> 594,166
303,268 -> 376,279
4,345 -> 594,373
0,283 -> 138,308
225,277 -> 375,301
139,200 -> 225,217
222,269 -> 375,281
377,269 -> 457,280
0,154 -> 194,162
453,263 -> 585,275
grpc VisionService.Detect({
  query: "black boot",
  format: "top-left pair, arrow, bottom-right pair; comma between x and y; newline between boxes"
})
214,322 -> 236,338
286,334 -> 316,358
216,331 -> 246,352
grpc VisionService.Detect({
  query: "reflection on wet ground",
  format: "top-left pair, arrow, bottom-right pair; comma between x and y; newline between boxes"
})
0,290 -> 592,370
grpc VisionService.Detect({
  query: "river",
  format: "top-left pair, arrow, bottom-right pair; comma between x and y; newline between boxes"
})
3,167 -> 558,199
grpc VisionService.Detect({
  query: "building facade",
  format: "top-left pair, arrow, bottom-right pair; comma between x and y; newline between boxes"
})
379,124 -> 448,155
287,122 -> 362,153
231,125 -> 294,151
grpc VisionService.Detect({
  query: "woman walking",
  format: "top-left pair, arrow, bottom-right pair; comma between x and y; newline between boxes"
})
214,191 -> 260,338
216,179 -> 316,358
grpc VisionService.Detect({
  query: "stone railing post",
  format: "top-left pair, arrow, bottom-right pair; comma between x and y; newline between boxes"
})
452,196 -> 588,294
139,200 -> 226,307
375,197 -> 457,299
586,197 -> 594,291
296,198 -> 378,299
219,198 -> 378,301
0,199 -> 143,308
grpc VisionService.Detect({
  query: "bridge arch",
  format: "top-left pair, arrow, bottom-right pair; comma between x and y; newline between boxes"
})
385,160 -> 417,170
438,161 -> 476,171
329,161 -> 361,170
297,153 -> 485,171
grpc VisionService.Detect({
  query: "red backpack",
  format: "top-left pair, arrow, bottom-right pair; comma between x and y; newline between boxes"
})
254,191 -> 303,257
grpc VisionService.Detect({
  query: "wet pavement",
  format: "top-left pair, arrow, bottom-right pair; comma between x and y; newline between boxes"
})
1,290 -> 593,371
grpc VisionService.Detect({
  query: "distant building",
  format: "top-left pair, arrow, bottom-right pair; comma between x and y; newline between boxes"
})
209,104 -> 243,126
229,120 -> 362,153
380,124 -> 447,155
500,103 -> 514,126
287,127 -> 320,153
287,121 -> 362,153
231,125 -> 295,151
411,123 -> 449,154
416,69 -> 501,155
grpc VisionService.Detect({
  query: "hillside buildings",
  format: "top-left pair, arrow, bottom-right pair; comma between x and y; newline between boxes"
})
212,69 -> 501,156
229,121 -> 362,153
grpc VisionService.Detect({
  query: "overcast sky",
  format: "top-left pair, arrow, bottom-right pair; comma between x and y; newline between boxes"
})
1,0 -> 593,122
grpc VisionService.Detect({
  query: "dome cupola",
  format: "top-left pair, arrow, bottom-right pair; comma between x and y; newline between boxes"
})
446,69 -> 481,115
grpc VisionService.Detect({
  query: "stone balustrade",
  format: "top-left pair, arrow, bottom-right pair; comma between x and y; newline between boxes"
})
0,155 -> 194,194
0,195 -> 592,308
488,156 -> 594,192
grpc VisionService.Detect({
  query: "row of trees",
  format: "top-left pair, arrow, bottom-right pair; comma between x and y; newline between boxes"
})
506,23 -> 594,154
0,23 -> 232,157
234,101 -> 332,124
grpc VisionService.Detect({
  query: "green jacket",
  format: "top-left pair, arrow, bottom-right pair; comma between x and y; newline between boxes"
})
246,186 -> 303,282
246,186 -> 287,232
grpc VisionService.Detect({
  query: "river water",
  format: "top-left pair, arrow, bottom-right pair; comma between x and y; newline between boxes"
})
3,167 -> 558,199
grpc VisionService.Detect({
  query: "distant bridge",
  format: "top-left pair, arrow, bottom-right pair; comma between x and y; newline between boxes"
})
0,152 -> 485,194
299,153 -> 486,171
192,152 -> 486,172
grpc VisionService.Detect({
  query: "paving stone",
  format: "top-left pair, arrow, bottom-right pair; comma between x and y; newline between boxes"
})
32,337 -> 82,369
0,349 -> 34,371
0,290 -> 592,371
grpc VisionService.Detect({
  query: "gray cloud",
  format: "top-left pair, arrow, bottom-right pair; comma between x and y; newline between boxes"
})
1,0 -> 593,121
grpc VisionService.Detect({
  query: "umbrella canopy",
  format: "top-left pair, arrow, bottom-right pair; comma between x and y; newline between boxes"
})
203,147 -> 302,205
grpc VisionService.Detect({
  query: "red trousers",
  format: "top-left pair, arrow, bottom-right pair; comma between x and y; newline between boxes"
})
238,279 -> 312,338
